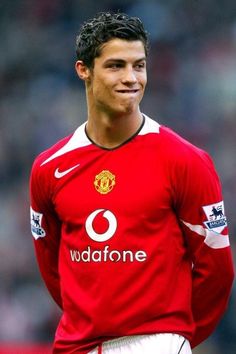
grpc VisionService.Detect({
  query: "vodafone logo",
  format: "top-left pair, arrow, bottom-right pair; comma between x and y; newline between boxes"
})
85,209 -> 117,242
70,208 -> 147,263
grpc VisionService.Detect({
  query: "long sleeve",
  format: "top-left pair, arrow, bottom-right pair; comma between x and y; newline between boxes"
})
30,157 -> 63,309
173,147 -> 234,348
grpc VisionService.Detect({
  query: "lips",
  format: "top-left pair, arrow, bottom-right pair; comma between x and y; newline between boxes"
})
116,89 -> 139,93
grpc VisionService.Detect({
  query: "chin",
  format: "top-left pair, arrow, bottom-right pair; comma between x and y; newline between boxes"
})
119,100 -> 138,113
113,107 -> 134,116
106,100 -> 139,116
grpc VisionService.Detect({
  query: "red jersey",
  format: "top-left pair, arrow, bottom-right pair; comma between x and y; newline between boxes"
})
30,115 -> 234,353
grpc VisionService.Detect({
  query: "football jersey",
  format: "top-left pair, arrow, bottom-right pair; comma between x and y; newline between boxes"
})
30,115 -> 234,353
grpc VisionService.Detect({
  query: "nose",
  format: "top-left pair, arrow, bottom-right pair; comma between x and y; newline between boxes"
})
121,66 -> 137,84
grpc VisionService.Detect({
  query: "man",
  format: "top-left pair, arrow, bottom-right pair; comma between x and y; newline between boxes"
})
30,12 -> 234,354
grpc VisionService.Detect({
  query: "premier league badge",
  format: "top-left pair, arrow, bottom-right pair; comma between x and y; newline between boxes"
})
30,207 -> 46,240
203,201 -> 227,233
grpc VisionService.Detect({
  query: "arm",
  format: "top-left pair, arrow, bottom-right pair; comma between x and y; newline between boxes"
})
30,158 -> 63,309
174,149 -> 234,348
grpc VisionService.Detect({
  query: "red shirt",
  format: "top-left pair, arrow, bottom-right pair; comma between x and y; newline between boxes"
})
30,115 -> 234,353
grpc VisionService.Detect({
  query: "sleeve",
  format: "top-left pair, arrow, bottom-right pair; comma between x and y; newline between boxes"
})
30,158 -> 63,309
173,148 -> 234,348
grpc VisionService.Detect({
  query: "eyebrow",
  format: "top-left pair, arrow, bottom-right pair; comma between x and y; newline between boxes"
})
104,57 -> 147,64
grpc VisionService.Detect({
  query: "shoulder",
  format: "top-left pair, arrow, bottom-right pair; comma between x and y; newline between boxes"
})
161,125 -> 209,161
31,122 -> 89,172
142,114 -> 215,171
32,134 -> 72,170
30,134 -> 73,194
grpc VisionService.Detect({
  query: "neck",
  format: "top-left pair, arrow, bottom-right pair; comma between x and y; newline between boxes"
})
86,109 -> 143,149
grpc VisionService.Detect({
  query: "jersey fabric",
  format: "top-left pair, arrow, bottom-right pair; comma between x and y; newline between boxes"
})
30,115 -> 234,354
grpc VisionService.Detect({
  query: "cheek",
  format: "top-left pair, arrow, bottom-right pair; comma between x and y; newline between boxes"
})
95,87 -> 109,103
140,73 -> 147,88
92,80 -> 114,106
92,80 -> 104,98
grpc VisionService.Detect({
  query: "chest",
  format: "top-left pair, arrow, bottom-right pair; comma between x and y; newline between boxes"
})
52,143 -> 171,224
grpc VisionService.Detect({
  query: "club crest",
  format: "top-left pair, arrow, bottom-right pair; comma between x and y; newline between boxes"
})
94,170 -> 115,194
203,201 -> 227,232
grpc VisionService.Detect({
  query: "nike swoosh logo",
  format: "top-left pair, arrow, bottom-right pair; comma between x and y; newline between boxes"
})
54,164 -> 80,178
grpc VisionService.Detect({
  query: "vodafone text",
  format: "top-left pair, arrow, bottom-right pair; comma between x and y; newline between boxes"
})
70,246 -> 147,263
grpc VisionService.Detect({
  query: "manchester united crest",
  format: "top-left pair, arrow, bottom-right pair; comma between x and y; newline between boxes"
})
94,170 -> 115,194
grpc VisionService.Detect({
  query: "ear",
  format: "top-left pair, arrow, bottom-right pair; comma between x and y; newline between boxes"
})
75,60 -> 90,80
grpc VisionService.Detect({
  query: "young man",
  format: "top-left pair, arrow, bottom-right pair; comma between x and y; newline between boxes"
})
30,12 -> 234,354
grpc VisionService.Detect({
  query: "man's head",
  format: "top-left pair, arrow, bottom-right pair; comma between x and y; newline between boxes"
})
76,12 -> 149,68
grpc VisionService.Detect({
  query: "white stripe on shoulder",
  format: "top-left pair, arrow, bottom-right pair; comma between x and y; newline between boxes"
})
41,122 -> 90,166
139,114 -> 161,135
181,220 -> 230,249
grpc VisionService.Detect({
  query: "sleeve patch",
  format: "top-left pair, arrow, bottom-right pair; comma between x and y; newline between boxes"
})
30,207 -> 46,240
202,201 -> 227,233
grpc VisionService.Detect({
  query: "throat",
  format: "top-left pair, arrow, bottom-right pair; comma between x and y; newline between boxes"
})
85,114 -> 144,149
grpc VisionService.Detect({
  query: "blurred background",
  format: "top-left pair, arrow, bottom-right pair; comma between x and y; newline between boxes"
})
0,0 -> 235,353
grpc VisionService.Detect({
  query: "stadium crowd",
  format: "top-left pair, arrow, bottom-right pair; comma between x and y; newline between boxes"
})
0,1 -> 235,353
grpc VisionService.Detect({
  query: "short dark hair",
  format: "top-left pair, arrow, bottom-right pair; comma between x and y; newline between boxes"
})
75,12 -> 149,68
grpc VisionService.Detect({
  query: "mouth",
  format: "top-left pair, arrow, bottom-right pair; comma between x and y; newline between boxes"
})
116,89 -> 139,94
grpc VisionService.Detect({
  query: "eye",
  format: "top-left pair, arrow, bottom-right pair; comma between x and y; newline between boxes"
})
135,62 -> 146,70
108,63 -> 122,69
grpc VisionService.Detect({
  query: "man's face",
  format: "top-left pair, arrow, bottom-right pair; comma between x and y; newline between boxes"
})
87,38 -> 147,116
